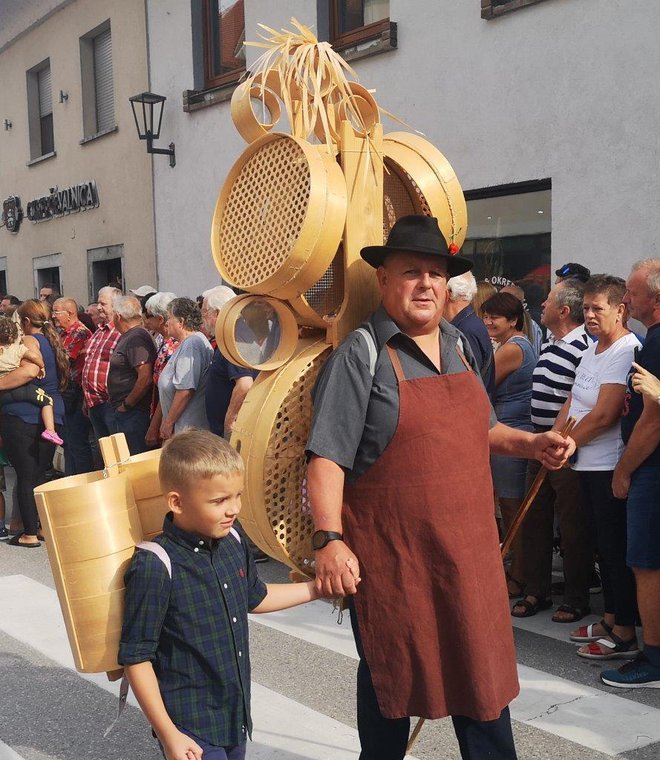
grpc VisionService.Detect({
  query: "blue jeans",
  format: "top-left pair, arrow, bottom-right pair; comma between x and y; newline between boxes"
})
113,406 -> 150,455
64,401 -> 94,475
88,401 -> 118,441
348,603 -> 517,759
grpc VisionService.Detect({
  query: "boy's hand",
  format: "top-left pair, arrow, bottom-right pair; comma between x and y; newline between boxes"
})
162,729 -> 203,760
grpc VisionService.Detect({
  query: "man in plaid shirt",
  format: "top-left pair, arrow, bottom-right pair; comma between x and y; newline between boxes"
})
82,286 -> 121,442
52,297 -> 93,474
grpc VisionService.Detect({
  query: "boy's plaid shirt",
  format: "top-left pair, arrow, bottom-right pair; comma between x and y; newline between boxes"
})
118,514 -> 267,747
81,323 -> 120,407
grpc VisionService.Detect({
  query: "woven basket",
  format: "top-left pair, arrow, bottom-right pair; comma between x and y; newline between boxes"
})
211,133 -> 347,300
231,337 -> 331,573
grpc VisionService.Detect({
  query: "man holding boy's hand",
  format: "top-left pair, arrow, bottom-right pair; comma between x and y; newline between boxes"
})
119,430 -> 326,760
306,216 -> 575,760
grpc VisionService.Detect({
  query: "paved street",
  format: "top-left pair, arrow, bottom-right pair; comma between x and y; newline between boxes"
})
1,474 -> 659,759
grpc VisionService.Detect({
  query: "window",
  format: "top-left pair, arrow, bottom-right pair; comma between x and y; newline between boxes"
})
80,21 -> 115,138
481,0 -> 549,20
330,0 -> 390,49
87,245 -> 124,302
33,253 -> 63,298
203,0 -> 246,89
461,181 -> 552,321
26,60 -> 54,159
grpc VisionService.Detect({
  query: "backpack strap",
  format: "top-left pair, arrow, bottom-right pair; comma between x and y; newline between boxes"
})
137,541 -> 172,578
104,541 -> 172,738
355,326 -> 378,378
229,527 -> 242,544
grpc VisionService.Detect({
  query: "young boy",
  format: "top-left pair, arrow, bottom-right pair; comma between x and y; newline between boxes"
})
119,430 -> 340,760
0,316 -> 63,445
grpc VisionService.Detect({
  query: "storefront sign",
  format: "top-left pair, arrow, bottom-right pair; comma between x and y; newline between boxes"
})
26,180 -> 99,223
1,195 -> 23,233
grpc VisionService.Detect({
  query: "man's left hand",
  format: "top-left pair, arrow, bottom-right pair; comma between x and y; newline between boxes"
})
534,431 -> 576,470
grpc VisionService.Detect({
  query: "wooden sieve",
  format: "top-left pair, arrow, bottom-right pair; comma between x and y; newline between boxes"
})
383,132 -> 467,248
230,337 -> 331,573
215,294 -> 300,371
211,132 -> 348,301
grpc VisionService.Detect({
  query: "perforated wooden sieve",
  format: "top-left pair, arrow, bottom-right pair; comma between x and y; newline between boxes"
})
211,133 -> 347,301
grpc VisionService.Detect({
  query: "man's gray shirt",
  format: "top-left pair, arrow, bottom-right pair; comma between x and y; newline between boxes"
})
307,305 -> 497,482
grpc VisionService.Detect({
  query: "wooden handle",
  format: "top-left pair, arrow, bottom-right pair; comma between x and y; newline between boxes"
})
500,417 -> 576,558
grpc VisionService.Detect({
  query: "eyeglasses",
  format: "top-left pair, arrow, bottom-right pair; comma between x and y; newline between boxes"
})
52,310 -> 68,315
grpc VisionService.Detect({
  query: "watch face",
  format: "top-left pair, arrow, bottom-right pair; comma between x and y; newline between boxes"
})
312,531 -> 326,550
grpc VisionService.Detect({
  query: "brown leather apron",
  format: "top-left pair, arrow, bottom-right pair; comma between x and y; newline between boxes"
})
344,344 -> 519,721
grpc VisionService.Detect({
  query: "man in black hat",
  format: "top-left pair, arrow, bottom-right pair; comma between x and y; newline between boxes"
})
306,216 -> 576,760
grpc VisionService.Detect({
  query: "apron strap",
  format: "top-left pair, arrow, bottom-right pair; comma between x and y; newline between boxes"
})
454,344 -> 473,373
386,344 -> 406,383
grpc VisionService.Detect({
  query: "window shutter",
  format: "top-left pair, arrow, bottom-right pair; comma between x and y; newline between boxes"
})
93,28 -> 114,132
38,67 -> 52,117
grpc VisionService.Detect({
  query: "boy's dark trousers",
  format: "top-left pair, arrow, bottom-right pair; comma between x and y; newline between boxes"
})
349,603 -> 518,760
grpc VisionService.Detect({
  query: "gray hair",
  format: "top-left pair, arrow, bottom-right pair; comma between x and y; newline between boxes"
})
202,285 -> 236,312
447,271 -> 477,302
145,291 -> 177,319
555,279 -> 585,324
631,259 -> 660,295
98,286 -> 122,301
112,294 -> 142,321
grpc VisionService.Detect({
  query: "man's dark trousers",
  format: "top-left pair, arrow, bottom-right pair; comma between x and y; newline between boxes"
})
349,603 -> 517,759
63,390 -> 94,475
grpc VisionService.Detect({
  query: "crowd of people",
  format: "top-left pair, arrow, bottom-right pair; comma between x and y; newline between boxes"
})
444,257 -> 660,691
0,282 -> 258,553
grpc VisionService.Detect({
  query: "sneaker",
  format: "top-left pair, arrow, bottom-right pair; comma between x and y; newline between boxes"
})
41,429 -> 64,446
0,527 -> 8,540
600,653 -> 660,689
589,565 -> 602,594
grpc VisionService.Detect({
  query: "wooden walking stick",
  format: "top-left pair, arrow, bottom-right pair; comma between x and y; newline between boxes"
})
405,417 -> 577,756
500,416 -> 576,558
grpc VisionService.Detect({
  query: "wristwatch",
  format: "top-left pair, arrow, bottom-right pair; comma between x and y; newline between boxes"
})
312,530 -> 344,550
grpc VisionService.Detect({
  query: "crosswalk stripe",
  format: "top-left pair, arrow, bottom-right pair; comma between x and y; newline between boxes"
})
3,574 -> 660,756
0,740 -> 26,760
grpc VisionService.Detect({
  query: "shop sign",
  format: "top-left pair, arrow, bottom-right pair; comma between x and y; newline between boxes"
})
26,180 -> 99,223
1,195 -> 24,233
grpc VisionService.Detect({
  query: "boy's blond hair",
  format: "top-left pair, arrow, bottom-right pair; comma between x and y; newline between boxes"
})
159,429 -> 244,492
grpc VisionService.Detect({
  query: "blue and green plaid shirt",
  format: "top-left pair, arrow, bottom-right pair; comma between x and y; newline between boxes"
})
118,513 -> 267,747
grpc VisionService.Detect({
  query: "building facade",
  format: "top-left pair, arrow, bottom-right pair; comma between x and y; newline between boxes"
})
0,0 -> 156,305
143,0 -> 659,309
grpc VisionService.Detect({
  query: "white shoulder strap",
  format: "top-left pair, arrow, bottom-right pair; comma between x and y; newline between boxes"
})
355,327 -> 378,377
137,541 -> 172,578
230,527 -> 242,543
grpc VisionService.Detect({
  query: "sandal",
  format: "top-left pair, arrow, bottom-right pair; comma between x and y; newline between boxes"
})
511,596 -> 553,618
570,618 -> 613,643
577,633 -> 639,660
552,604 -> 590,624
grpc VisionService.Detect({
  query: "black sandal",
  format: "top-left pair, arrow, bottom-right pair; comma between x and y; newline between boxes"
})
552,603 -> 590,623
511,597 -> 553,618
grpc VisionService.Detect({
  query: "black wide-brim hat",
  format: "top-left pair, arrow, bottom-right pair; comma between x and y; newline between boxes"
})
360,215 -> 473,277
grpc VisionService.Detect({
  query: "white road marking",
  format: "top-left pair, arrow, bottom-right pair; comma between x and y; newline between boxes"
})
0,740 -> 26,760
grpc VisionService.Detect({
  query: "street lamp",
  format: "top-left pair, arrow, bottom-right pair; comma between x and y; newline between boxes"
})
129,92 -> 176,168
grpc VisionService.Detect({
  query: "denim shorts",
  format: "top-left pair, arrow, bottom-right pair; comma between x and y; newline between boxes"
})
627,464 -> 660,569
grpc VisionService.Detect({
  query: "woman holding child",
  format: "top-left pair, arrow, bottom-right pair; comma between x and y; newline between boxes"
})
0,300 -> 68,547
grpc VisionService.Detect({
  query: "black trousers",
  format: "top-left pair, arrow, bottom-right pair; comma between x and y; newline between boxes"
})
349,603 -> 517,760
578,471 -> 638,626
0,414 -> 56,535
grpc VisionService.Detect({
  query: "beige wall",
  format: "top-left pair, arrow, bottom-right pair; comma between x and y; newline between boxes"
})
0,0 -> 156,305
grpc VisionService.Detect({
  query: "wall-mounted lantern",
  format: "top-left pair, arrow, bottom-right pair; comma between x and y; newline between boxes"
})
128,92 -> 176,168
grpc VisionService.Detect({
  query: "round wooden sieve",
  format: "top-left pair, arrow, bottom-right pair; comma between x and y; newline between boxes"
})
211,132 -> 348,301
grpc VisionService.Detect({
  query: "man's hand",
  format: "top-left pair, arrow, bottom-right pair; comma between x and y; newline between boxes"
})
534,431 -> 576,470
161,729 -> 203,760
160,418 -> 175,441
612,464 -> 630,499
314,541 -> 361,597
